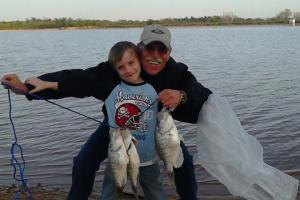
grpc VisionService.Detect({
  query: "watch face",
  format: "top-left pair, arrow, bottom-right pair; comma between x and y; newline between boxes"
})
180,90 -> 187,104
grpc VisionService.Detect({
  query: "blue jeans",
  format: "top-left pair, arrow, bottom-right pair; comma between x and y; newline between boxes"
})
67,121 -> 198,200
100,163 -> 166,200
175,141 -> 198,200
67,119 -> 110,200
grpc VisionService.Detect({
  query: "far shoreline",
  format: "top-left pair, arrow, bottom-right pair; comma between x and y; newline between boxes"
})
0,23 -> 298,32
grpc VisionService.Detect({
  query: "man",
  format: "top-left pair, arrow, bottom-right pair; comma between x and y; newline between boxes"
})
2,24 -> 212,200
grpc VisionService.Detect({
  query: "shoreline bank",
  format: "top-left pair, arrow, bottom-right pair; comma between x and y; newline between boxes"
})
1,184 -> 299,200
0,23 -> 298,32
0,184 -> 242,200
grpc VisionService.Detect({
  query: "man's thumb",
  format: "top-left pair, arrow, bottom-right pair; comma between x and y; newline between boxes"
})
29,88 -> 38,94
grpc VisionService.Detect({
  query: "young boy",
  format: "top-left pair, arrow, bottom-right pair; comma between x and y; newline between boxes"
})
25,41 -> 166,200
101,41 -> 165,200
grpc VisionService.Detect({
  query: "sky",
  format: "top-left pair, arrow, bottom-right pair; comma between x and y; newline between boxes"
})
1,0 -> 300,21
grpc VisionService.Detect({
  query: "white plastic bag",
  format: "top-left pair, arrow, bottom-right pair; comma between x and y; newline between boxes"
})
196,94 -> 298,200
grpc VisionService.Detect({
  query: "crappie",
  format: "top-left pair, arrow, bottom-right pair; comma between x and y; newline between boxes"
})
121,129 -> 140,200
108,128 -> 129,198
155,108 -> 184,181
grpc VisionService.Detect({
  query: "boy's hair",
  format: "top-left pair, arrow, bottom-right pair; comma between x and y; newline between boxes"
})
108,41 -> 140,67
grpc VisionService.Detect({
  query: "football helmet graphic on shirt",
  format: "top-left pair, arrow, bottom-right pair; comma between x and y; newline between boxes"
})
115,103 -> 147,131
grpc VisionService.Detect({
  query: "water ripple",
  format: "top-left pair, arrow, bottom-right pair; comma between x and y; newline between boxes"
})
1,26 -> 299,189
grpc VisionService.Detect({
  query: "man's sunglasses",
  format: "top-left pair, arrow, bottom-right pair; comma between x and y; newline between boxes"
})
143,43 -> 169,54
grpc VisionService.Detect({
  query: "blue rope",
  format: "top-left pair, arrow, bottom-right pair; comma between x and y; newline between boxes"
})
8,89 -> 33,200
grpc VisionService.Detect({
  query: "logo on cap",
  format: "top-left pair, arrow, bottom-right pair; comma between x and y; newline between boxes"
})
151,29 -> 164,34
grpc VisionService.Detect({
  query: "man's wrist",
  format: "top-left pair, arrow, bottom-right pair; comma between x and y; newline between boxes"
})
179,90 -> 187,105
47,81 -> 58,91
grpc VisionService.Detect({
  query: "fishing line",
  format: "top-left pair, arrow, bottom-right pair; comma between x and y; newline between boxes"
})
7,89 -> 33,200
3,83 -> 158,129
3,83 -> 115,127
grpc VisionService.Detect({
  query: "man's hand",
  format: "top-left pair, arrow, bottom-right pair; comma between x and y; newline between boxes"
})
25,77 -> 58,93
158,89 -> 181,109
1,74 -> 28,94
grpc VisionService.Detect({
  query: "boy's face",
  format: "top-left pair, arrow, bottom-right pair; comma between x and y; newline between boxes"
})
115,50 -> 143,84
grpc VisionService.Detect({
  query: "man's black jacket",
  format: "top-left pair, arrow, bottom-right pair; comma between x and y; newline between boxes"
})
27,57 -> 212,123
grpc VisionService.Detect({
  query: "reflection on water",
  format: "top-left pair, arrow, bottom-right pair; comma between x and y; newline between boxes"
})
0,26 -> 299,195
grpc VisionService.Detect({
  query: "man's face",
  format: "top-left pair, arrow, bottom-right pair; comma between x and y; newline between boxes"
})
140,41 -> 171,76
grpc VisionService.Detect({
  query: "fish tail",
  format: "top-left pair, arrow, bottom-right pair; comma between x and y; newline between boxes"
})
167,172 -> 174,185
132,185 -> 139,200
131,175 -> 139,200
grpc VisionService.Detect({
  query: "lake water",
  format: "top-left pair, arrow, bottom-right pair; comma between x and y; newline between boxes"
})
0,26 -> 299,196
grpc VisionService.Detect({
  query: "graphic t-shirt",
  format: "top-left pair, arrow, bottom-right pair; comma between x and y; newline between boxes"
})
105,81 -> 158,166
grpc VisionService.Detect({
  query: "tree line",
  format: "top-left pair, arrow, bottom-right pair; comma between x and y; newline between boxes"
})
0,9 -> 299,30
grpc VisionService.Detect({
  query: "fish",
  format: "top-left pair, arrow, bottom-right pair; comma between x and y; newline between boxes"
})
155,108 -> 184,182
121,129 -> 140,200
108,128 -> 129,199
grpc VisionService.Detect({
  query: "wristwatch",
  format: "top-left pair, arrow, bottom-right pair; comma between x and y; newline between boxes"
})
179,90 -> 187,105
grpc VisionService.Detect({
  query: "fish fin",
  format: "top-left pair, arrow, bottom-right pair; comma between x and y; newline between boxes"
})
178,133 -> 185,142
173,147 -> 184,168
131,137 -> 138,145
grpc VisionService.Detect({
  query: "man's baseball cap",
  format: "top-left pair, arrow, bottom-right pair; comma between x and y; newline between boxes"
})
140,24 -> 171,48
